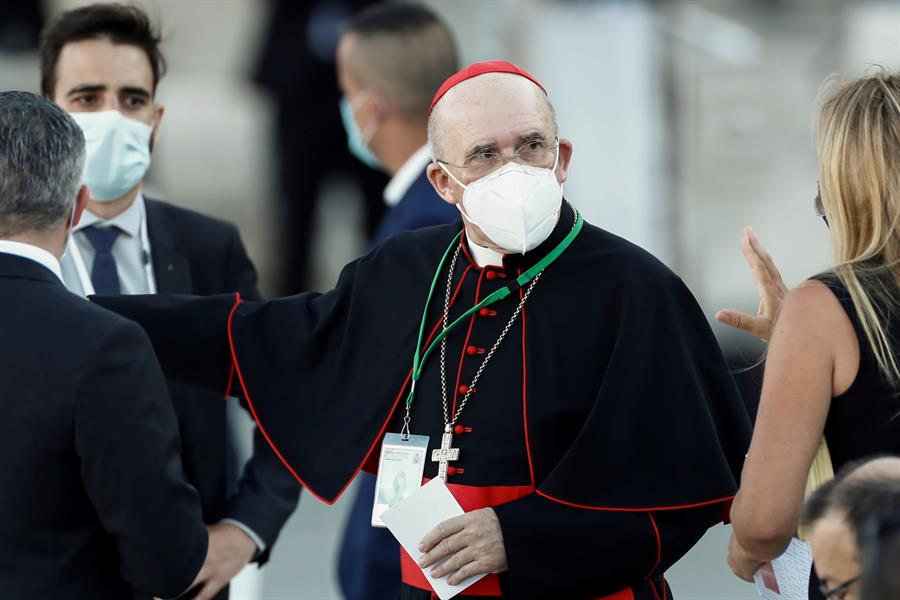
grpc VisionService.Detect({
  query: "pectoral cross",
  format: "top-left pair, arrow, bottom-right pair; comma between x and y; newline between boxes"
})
431,425 -> 460,482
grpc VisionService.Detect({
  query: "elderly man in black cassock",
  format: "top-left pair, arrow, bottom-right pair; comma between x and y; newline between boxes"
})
97,61 -> 751,600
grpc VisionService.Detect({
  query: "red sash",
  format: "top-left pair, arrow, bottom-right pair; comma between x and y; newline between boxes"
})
399,481 -> 636,600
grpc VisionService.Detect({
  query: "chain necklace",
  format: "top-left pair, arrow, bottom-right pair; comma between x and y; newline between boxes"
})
431,207 -> 578,483
438,247 -> 541,432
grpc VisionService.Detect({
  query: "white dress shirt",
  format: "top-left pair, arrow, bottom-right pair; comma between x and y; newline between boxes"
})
383,144 -> 433,207
0,240 -> 65,283
61,193 -> 154,296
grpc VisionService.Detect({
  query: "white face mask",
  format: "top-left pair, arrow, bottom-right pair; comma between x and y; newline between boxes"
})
439,149 -> 563,254
69,110 -> 153,202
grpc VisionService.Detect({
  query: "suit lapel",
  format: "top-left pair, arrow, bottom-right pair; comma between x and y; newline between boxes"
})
145,199 -> 193,294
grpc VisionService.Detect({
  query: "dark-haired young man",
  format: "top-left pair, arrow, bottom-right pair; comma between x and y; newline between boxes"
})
40,5 -> 298,599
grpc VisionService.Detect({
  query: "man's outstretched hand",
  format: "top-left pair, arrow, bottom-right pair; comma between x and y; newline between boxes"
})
188,523 -> 258,600
716,226 -> 789,342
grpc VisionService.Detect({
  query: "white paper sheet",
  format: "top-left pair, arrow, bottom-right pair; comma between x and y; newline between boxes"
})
753,538 -> 813,600
381,478 -> 487,600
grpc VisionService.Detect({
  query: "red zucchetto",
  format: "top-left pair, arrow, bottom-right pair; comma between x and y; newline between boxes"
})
428,60 -> 547,115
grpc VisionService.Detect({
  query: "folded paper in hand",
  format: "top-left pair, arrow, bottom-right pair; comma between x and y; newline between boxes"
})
381,478 -> 486,600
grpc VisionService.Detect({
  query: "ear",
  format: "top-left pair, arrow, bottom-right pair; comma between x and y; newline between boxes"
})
427,162 -> 460,206
555,138 -> 574,184
371,91 -> 391,122
69,185 -> 90,228
150,103 -> 165,150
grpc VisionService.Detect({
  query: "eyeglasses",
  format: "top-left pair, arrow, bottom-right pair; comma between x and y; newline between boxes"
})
435,138 -> 559,180
819,574 -> 861,598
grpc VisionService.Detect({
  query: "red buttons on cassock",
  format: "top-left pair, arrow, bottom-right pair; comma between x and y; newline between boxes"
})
485,270 -> 497,280
458,384 -> 469,395
478,308 -> 496,317
466,345 -> 485,356
453,425 -> 473,435
447,466 -> 464,477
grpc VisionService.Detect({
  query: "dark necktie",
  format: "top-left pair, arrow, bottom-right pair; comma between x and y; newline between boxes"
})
83,225 -> 122,294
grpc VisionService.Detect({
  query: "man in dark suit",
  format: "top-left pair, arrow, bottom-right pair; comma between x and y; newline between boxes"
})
334,4 -> 460,598
0,90 -> 207,599
39,6 -> 299,599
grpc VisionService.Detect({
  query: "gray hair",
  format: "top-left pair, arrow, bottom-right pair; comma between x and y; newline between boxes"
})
0,91 -> 85,238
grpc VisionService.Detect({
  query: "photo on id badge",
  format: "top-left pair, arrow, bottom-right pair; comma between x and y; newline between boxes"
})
371,433 -> 428,527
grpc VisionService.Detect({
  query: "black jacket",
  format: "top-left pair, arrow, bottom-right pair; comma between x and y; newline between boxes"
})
144,199 -> 299,562
0,252 -> 207,599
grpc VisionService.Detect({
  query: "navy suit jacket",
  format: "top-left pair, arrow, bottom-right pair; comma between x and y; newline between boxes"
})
0,253 -> 207,599
371,170 -> 459,245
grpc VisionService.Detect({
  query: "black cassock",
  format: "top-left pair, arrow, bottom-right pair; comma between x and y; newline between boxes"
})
96,201 -> 751,600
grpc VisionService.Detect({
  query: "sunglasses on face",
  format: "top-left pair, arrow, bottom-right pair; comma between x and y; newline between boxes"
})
815,183 -> 829,227
815,185 -> 825,217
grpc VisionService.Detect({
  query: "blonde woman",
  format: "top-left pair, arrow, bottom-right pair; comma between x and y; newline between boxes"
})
719,70 -> 900,599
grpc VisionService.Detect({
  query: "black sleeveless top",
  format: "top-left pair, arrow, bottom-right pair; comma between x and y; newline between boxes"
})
815,273 -> 900,471
809,274 -> 900,598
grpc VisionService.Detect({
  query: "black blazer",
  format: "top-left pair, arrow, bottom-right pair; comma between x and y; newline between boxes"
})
0,252 -> 207,599
145,199 -> 299,562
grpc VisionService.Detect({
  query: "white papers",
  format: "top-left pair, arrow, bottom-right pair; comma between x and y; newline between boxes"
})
753,538 -> 813,600
381,478 -> 486,600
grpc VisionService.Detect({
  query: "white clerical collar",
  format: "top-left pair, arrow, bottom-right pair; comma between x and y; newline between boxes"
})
0,240 -> 64,283
466,238 -> 505,268
76,192 -> 144,238
383,145 -> 433,207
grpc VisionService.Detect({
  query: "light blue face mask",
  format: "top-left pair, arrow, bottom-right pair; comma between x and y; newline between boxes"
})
69,110 -> 153,202
339,94 -> 381,169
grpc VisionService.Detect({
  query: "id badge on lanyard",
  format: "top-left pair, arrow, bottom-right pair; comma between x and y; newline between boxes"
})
371,433 -> 429,527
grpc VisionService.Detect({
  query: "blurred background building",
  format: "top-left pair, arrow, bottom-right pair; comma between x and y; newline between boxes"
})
2,0 -> 898,598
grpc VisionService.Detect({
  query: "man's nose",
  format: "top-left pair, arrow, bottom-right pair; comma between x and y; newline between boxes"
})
99,94 -> 120,111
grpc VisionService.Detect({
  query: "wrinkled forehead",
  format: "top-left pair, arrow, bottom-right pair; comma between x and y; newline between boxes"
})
434,73 -> 553,159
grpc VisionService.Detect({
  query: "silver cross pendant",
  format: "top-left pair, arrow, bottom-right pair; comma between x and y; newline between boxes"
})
431,425 -> 460,482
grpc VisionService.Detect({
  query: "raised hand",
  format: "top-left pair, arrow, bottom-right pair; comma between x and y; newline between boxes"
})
716,227 -> 789,342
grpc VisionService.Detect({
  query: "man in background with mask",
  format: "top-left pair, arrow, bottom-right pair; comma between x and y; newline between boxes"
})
0,90 -> 207,600
334,4 -> 459,598
96,61 -> 751,599
39,5 -> 299,599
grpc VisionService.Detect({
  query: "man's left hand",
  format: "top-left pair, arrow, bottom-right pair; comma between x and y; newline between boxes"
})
418,508 -> 508,585
191,522 -> 258,600
727,531 -> 765,582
